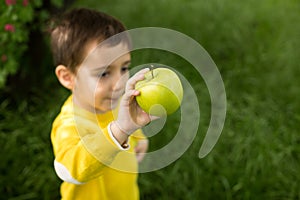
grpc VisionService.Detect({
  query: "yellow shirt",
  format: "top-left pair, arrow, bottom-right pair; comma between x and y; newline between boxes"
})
51,95 -> 146,200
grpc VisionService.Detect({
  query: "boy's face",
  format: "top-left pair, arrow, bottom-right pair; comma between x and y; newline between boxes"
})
72,42 -> 131,113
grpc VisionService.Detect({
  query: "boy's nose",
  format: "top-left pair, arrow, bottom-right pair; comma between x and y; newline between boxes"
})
112,73 -> 126,92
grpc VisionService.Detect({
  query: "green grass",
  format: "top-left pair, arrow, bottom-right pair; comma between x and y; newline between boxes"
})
1,0 -> 300,199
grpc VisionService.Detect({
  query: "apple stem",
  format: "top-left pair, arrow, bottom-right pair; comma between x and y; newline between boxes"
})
150,65 -> 154,78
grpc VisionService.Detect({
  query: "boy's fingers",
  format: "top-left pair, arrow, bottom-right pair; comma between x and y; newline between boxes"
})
149,115 -> 160,121
122,89 -> 138,102
126,68 -> 149,91
136,153 -> 145,163
135,67 -> 150,76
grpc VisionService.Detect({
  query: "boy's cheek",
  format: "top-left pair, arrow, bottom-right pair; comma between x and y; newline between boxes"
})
116,74 -> 129,90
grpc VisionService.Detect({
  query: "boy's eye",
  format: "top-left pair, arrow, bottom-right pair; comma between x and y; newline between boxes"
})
100,71 -> 109,77
121,66 -> 129,73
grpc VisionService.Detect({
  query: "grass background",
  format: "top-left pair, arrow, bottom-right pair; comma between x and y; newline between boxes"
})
1,0 -> 300,199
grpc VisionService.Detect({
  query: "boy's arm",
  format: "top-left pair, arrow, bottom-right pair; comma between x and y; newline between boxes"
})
52,121 -> 127,184
130,129 -> 148,163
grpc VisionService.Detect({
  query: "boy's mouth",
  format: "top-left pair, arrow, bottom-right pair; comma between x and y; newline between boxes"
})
110,92 -> 123,100
108,95 -> 121,102
109,97 -> 119,102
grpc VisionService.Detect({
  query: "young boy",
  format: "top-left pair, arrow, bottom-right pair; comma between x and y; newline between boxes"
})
49,8 -> 153,200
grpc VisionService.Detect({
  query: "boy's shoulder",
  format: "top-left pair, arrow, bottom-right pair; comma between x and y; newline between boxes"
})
54,95 -> 110,127
60,95 -> 73,113
51,95 -> 74,127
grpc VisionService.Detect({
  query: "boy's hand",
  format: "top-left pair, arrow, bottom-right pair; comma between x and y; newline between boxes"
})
135,139 -> 149,163
114,68 -> 157,135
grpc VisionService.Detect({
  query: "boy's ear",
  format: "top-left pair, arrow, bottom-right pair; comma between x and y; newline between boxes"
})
55,65 -> 75,90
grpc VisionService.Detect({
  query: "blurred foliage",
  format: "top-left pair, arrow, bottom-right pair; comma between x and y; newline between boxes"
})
0,0 -> 64,88
0,0 -> 299,199
0,97 -> 62,199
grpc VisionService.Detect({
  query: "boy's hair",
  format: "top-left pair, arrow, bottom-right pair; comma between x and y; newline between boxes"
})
49,8 -> 129,73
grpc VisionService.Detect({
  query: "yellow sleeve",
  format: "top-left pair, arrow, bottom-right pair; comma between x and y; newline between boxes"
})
51,115 -> 124,184
131,128 -> 147,141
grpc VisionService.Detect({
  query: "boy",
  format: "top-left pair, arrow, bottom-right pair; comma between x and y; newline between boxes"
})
49,8 -> 153,199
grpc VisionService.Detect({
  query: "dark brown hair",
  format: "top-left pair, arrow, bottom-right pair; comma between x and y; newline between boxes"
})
49,8 -> 129,73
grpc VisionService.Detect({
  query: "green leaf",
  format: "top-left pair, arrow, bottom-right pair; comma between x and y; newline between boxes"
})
51,0 -> 64,8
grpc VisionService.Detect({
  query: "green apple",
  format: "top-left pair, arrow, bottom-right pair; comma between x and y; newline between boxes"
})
135,67 -> 183,116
